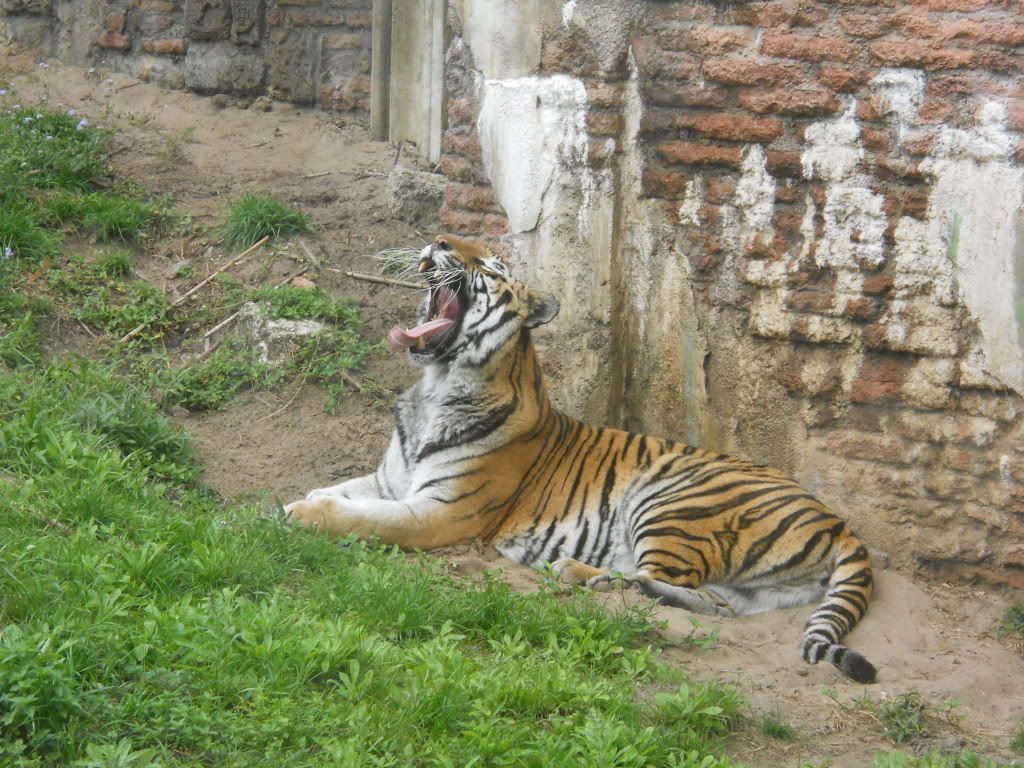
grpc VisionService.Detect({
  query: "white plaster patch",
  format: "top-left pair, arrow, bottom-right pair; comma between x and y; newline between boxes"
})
561,0 -> 577,27
476,74 -> 591,235
801,102 -> 887,270
893,101 -> 1024,392
678,176 -> 705,227
723,145 -> 775,252
871,68 -> 925,126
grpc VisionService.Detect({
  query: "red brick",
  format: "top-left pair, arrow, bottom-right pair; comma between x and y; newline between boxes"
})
850,355 -> 909,403
447,97 -> 470,125
345,11 -> 371,28
285,9 -> 336,25
765,150 -> 803,177
440,208 -> 485,235
918,97 -> 954,123
818,65 -> 872,93
442,131 -> 483,162
760,32 -> 859,62
657,141 -> 742,168
645,85 -> 731,109
641,170 -> 690,198
586,111 -> 623,136
104,13 -> 124,32
439,155 -> 478,184
325,32 -> 365,50
976,50 -> 1024,74
702,57 -> 803,87
901,132 -> 935,156
890,10 -> 941,39
659,26 -> 755,55
862,274 -> 894,295
445,183 -> 502,214
869,41 -> 975,70
633,39 -> 699,80
838,13 -> 893,38
862,128 -> 889,152
788,290 -> 834,313
142,37 -> 186,55
96,31 -> 131,51
739,87 -> 840,116
678,112 -> 784,142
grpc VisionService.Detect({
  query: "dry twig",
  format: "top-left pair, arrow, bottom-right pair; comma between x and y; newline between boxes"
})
331,270 -> 424,290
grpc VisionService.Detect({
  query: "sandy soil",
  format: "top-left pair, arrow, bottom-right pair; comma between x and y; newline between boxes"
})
4,48 -> 1022,767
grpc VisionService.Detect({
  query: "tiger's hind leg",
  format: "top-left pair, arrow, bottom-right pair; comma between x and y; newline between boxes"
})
587,571 -> 736,618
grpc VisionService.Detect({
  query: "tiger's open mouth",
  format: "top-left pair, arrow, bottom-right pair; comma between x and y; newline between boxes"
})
385,274 -> 465,355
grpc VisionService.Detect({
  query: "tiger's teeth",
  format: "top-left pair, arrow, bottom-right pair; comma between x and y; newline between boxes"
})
416,337 -> 426,350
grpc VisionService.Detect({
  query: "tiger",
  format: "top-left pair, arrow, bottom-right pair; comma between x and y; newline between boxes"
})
285,234 -> 877,684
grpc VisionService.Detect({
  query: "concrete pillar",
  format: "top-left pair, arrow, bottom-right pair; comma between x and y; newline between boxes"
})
369,0 -> 392,141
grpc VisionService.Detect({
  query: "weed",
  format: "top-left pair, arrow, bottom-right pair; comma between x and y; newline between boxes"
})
163,341 -> 281,411
223,193 -> 311,250
1007,602 -> 1024,636
1011,722 -> 1024,754
760,713 -> 797,741
50,253 -> 171,340
878,693 -> 927,743
251,284 -> 359,325
0,107 -> 107,191
682,615 -> 720,651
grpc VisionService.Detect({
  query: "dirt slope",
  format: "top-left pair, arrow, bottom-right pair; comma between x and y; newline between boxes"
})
4,47 -> 1022,767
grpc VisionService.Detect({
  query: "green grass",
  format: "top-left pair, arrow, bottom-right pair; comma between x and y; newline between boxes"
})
0,352 -> 745,767
760,713 -> 797,741
0,107 -> 107,192
872,749 -> 1017,768
878,693 -> 927,743
223,193 -> 311,250
48,251 -> 171,340
163,342 -> 282,411
46,190 -> 159,242
1007,602 -> 1024,636
1012,722 -> 1024,754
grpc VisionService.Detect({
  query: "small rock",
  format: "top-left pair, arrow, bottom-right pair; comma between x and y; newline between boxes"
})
253,96 -> 272,112
942,736 -> 965,751
386,165 -> 445,227
235,98 -> 251,110
164,259 -> 191,279
795,668 -> 809,677
211,93 -> 229,109
236,302 -> 325,365
289,275 -> 316,289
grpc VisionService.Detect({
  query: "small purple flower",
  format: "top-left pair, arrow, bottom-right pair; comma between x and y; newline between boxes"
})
76,118 -> 89,131
0,89 -> 7,97
3,246 -> 13,259
38,61 -> 50,69
67,108 -> 77,116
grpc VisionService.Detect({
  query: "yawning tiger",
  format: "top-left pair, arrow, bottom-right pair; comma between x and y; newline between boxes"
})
285,234 -> 877,683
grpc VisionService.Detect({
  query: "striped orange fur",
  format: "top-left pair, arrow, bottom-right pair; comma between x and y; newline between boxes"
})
286,235 -> 876,683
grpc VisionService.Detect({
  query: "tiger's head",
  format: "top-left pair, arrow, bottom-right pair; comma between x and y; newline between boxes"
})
385,235 -> 559,368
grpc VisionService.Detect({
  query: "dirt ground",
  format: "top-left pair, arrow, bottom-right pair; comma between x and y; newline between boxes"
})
4,48 -> 1023,767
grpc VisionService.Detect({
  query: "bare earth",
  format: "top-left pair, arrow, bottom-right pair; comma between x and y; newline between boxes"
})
4,48 -> 1022,767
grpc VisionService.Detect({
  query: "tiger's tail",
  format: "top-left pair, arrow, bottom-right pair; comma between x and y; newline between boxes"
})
800,529 -> 876,683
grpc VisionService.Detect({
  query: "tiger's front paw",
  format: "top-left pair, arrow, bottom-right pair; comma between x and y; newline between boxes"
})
285,496 -> 343,534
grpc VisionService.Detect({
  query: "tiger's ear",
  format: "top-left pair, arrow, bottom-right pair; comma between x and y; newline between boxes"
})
525,291 -> 560,328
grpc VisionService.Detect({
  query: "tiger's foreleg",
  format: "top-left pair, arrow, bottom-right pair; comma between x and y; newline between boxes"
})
550,557 -> 609,585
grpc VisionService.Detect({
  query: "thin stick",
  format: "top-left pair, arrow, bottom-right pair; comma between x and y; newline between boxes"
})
119,236 -> 270,343
116,80 -> 143,93
303,170 -> 332,179
341,371 -> 364,393
77,320 -> 98,339
201,265 -> 311,353
335,270 -> 424,290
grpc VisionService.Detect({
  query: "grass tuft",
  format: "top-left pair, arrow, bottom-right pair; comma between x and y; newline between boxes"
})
877,693 -> 927,743
1007,602 -> 1024,636
46,190 -> 159,242
1011,722 -> 1024,754
223,193 -> 311,250
163,342 -> 281,411
760,713 -> 797,741
872,748 -> 1014,768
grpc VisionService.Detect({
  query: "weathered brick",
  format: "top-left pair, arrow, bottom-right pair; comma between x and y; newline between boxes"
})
586,111 -> 623,137
677,111 -> 784,142
738,87 -> 840,116
818,65 -> 873,92
645,84 -> 731,109
632,39 -> 698,80
906,0 -> 1003,10
344,11 -> 371,28
325,32 -> 365,50
850,355 -> 909,403
869,41 -> 975,70
445,183 -> 503,214
659,26 -> 755,55
138,0 -> 175,10
824,431 -> 929,465
641,169 -> 690,198
702,57 -> 803,87
142,37 -> 186,54
104,13 -> 124,32
838,13 -> 893,38
96,31 -> 131,50
656,141 -> 742,168
760,32 -> 859,62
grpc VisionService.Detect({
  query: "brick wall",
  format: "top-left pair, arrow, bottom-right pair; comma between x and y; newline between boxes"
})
440,1 -> 1024,588
1,0 -> 371,113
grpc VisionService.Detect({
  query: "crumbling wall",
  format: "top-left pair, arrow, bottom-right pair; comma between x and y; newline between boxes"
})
0,0 -> 371,112
440,0 -> 1024,587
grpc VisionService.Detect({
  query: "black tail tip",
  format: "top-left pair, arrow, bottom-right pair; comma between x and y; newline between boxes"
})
837,650 -> 877,684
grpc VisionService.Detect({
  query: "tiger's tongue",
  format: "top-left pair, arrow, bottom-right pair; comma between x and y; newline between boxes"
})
385,287 -> 458,352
